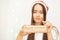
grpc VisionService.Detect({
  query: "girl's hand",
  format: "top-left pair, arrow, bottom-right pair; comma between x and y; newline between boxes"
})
42,21 -> 53,32
19,25 -> 31,36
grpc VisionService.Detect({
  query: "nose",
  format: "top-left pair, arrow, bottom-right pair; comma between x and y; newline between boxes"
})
36,12 -> 40,17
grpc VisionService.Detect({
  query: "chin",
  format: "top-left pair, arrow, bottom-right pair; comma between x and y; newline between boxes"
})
35,21 -> 42,23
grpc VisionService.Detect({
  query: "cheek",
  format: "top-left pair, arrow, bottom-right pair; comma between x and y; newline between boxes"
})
40,14 -> 44,19
33,13 -> 36,18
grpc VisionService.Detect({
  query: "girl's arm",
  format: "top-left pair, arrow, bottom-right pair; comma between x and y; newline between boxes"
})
47,32 -> 53,40
16,32 -> 23,40
16,35 -> 23,40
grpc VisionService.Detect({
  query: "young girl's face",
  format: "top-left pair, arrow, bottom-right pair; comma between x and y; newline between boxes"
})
33,4 -> 44,24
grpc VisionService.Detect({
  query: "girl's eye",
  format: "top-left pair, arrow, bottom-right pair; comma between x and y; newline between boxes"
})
33,10 -> 37,13
39,11 -> 43,14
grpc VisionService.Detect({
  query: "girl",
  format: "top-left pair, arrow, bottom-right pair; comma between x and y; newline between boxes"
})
16,1 -> 59,40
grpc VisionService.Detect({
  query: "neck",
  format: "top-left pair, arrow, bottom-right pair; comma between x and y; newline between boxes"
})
35,22 -> 41,25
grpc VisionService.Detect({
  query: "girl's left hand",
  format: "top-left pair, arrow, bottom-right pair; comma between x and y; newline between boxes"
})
42,21 -> 53,32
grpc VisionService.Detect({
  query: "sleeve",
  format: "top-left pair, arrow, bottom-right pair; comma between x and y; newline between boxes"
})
51,26 -> 60,40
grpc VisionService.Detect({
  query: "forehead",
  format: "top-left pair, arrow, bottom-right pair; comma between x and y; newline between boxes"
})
34,4 -> 43,11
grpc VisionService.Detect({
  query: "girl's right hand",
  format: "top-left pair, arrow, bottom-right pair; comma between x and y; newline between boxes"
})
19,25 -> 31,36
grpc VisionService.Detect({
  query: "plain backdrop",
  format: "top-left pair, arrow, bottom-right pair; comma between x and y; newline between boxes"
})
0,0 -> 60,40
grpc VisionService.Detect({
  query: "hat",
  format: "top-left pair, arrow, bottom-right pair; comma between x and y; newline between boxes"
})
32,1 -> 49,12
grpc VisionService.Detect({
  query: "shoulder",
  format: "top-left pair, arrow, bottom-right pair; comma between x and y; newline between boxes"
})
51,26 -> 59,35
51,26 -> 59,40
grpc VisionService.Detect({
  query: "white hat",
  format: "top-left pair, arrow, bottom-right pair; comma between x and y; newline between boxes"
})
32,1 -> 49,12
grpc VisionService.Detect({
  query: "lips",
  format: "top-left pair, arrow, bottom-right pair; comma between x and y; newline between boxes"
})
36,18 -> 40,20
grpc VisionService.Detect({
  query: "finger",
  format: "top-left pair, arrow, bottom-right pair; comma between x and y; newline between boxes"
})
42,21 -> 46,25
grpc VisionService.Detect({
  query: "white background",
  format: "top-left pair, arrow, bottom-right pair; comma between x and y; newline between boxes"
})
0,0 -> 60,40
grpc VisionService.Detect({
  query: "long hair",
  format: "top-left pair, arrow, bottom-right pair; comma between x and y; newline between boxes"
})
27,3 -> 48,40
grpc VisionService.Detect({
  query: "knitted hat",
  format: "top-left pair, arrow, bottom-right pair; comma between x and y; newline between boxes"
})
32,1 -> 49,12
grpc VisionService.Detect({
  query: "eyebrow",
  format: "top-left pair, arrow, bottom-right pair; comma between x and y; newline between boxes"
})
34,10 -> 43,11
